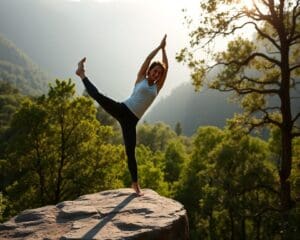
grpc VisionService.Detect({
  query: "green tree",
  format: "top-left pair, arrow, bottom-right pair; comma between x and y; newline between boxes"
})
0,81 -> 22,134
133,145 -> 169,196
164,140 -> 186,183
1,79 -> 124,219
177,0 -> 300,211
175,121 -> 183,136
176,126 -> 224,238
0,192 -> 7,222
137,122 -> 177,152
176,126 -> 278,239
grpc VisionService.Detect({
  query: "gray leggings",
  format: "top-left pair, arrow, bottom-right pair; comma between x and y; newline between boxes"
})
82,77 -> 139,182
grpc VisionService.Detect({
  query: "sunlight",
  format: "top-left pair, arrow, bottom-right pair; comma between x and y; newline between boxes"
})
241,0 -> 254,10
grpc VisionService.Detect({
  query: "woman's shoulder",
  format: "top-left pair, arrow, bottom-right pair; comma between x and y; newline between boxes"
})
135,76 -> 147,85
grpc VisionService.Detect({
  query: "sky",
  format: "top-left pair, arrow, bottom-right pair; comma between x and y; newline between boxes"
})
0,0 -> 254,101
61,0 -> 249,100
44,0 -> 202,100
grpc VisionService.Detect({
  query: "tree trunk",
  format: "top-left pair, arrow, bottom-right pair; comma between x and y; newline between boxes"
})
35,141 -> 45,205
55,114 -> 66,203
229,210 -> 235,240
279,42 -> 293,211
255,217 -> 261,240
209,212 -> 217,240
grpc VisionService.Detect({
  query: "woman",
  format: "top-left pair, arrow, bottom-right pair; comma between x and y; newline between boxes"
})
76,35 -> 168,196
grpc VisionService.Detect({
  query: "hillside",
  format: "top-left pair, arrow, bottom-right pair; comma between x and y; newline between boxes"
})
0,34 -> 50,95
144,83 -> 241,136
145,82 -> 300,136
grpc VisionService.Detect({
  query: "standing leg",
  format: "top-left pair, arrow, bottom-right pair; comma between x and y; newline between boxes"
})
120,120 -> 143,196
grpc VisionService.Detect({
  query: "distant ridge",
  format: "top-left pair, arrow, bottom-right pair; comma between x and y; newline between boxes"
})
0,33 -> 50,95
145,82 -> 300,136
145,83 -> 241,136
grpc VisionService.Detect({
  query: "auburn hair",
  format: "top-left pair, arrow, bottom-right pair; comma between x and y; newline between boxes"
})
147,61 -> 166,75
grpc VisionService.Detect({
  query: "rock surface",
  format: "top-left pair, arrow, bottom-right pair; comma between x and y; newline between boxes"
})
0,188 -> 189,240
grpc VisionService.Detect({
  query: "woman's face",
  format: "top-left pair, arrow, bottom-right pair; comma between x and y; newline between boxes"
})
148,65 -> 164,82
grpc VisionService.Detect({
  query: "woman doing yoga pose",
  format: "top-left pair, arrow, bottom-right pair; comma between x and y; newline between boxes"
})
76,35 -> 168,196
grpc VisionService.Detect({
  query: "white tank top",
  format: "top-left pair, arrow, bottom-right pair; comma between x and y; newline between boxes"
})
123,79 -> 158,119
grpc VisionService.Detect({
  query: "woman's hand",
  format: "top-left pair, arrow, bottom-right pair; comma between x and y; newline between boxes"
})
159,34 -> 167,49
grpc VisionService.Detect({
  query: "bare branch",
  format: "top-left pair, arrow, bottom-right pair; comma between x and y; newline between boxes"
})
233,86 -> 280,95
218,84 -> 280,95
238,184 -> 280,196
243,107 -> 282,132
290,64 -> 300,72
218,52 -> 281,68
293,112 -> 300,123
251,1 -> 272,23
268,0 -> 278,22
289,0 -> 300,41
259,107 -> 282,127
240,76 -> 280,86
291,34 -> 300,43
262,106 -> 281,111
265,63 -> 277,70
248,119 -> 266,132
190,13 -> 246,49
265,50 -> 280,55
292,132 -> 300,138
205,21 -> 254,39
252,22 -> 281,50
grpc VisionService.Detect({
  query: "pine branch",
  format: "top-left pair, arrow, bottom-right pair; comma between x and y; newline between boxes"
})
229,84 -> 280,95
289,0 -> 300,41
290,64 -> 300,72
292,112 -> 300,123
240,75 -> 280,86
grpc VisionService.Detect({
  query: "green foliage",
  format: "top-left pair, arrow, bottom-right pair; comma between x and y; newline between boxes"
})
164,140 -> 186,183
0,69 -> 298,239
135,145 -> 168,196
178,0 -> 299,221
137,121 -> 177,152
0,192 -> 6,222
174,122 -> 182,136
176,126 -> 280,239
0,81 -> 23,134
0,34 -> 50,95
1,79 -> 124,220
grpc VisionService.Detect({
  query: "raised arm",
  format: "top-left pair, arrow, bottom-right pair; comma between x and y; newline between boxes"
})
135,35 -> 166,85
157,36 -> 168,92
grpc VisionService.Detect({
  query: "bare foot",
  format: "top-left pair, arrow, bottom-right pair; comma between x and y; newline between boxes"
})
132,182 -> 144,196
76,57 -> 86,79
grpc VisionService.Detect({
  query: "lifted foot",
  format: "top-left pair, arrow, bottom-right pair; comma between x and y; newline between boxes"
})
76,57 -> 86,79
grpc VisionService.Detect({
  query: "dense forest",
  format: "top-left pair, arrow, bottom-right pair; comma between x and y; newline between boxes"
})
145,83 -> 300,136
0,78 -> 299,239
1,0 -> 300,239
0,34 -> 50,96
145,84 -> 241,136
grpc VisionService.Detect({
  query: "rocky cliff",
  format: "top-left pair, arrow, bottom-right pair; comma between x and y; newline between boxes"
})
0,188 -> 189,240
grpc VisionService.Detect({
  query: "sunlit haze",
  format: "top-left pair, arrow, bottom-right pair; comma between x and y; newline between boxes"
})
0,0 -> 254,102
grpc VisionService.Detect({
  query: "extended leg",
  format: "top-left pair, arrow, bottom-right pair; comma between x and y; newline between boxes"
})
82,77 -> 123,120
76,58 -> 122,120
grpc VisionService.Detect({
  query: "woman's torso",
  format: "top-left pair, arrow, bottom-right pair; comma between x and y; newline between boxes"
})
123,78 -> 158,119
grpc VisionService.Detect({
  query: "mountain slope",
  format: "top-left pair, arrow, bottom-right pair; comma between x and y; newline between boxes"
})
144,83 -> 241,136
145,81 -> 300,136
0,34 -> 50,95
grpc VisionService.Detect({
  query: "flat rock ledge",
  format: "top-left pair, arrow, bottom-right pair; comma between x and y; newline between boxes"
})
0,188 -> 189,240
